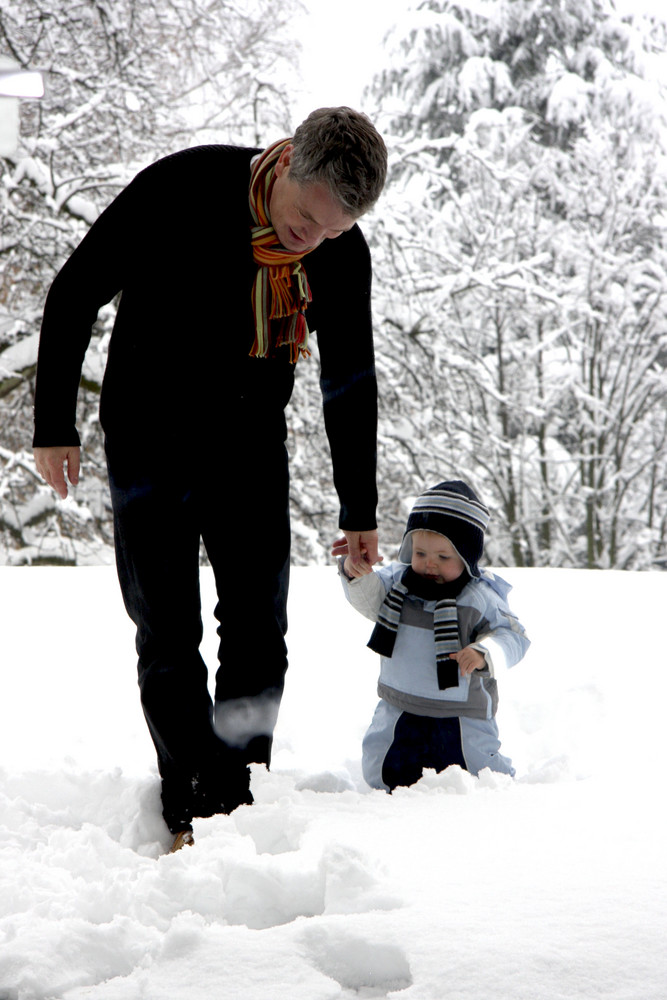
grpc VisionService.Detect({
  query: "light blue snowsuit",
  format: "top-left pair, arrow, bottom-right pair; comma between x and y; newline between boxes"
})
340,561 -> 529,791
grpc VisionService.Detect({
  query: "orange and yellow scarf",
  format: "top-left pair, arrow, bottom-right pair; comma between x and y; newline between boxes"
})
249,138 -> 312,363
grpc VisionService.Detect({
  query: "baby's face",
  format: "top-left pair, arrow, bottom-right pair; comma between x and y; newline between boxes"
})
411,531 -> 465,584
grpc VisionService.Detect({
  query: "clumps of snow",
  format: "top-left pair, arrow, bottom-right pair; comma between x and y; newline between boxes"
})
546,72 -> 592,128
459,55 -> 513,110
302,925 -> 412,994
0,491 -> 55,532
0,764 -> 408,998
1,565 -> 666,999
400,763 -> 515,795
0,331 -> 40,376
295,769 -> 356,794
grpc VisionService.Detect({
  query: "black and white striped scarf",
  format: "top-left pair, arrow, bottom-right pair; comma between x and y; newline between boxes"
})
367,567 -> 470,690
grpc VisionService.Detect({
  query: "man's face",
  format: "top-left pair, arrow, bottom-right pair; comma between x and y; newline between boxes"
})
411,531 -> 465,584
268,144 -> 357,252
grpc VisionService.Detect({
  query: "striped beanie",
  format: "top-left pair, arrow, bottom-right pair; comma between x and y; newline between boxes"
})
397,480 -> 490,578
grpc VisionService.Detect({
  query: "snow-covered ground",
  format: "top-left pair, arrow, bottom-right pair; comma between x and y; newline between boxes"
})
1,563 -> 665,999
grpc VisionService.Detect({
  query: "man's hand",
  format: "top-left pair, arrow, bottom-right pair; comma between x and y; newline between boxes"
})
330,536 -> 349,560
331,529 -> 380,574
34,446 -> 80,500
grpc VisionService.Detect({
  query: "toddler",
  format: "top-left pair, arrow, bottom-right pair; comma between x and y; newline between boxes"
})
338,480 -> 529,791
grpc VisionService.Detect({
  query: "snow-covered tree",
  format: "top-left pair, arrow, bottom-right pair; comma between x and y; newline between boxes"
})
0,0 -> 301,564
362,0 -> 667,568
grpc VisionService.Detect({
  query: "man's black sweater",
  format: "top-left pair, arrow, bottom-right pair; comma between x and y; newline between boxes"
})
33,144 -> 378,529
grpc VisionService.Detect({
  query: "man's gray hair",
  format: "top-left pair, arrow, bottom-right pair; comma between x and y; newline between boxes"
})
289,107 -> 387,218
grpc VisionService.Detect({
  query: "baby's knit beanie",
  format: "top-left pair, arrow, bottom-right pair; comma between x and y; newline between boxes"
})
397,480 -> 490,577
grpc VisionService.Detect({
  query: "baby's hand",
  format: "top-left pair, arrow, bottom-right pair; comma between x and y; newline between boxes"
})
343,554 -> 373,579
449,646 -> 485,676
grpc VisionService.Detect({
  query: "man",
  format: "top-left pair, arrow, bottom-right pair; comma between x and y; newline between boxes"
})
33,107 -> 387,850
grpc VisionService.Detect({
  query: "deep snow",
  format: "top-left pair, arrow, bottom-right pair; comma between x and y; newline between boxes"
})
1,563 -> 666,999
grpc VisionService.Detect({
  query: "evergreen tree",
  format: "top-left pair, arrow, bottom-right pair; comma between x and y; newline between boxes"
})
364,0 -> 667,568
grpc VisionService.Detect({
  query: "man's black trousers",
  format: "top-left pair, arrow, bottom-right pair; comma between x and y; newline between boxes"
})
106,440 -> 291,820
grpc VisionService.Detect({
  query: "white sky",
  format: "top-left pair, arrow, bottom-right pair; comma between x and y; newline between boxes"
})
291,0 -> 407,126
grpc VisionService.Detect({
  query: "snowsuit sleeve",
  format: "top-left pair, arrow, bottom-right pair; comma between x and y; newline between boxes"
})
338,561 -> 401,623
463,574 -> 530,674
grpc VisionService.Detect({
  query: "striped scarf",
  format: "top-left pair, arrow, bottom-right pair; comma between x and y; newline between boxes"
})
248,138 -> 312,363
367,568 -> 470,690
